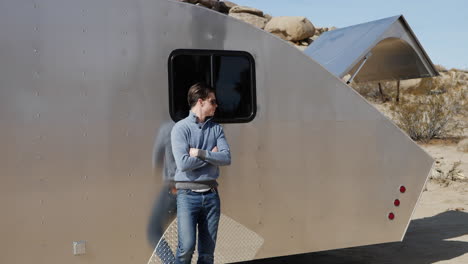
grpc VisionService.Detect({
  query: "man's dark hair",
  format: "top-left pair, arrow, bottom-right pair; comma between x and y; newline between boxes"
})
187,82 -> 216,108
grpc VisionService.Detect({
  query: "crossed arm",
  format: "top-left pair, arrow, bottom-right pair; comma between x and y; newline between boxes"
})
190,128 -> 231,167
171,126 -> 231,172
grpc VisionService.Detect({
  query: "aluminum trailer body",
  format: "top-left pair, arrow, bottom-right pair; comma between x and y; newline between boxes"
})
0,0 -> 435,263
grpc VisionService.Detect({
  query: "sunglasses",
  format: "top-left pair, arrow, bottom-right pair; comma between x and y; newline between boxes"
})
208,98 -> 217,106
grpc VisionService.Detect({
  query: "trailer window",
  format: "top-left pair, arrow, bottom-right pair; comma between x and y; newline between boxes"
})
169,50 -> 256,123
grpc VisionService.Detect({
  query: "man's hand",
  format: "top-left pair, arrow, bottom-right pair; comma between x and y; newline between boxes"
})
189,148 -> 199,157
190,146 -> 217,158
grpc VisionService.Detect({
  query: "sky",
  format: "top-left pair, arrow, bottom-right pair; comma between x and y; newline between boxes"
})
232,0 -> 468,70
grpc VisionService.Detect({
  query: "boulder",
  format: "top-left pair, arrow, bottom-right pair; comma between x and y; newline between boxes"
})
264,13 -> 272,22
265,16 -> 315,41
229,6 -> 264,16
457,138 -> 468,152
219,1 -> 237,13
197,0 -> 220,10
295,45 -> 308,51
222,1 -> 237,8
229,12 -> 267,29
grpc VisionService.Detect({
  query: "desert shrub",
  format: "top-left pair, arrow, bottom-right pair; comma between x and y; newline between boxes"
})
351,80 -> 396,102
435,64 -> 448,72
430,161 -> 467,186
392,94 -> 463,142
406,77 -> 439,95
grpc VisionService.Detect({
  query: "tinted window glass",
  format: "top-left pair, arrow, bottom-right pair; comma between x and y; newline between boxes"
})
169,50 -> 256,123
170,54 -> 211,120
213,55 -> 253,121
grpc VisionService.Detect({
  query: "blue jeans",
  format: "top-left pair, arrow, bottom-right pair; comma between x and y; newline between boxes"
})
176,189 -> 221,264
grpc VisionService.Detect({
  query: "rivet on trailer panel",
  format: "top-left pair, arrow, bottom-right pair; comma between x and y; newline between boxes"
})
206,33 -> 214,40
255,162 -> 260,169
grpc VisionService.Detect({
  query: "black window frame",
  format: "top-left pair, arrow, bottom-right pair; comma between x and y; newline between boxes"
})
168,49 -> 257,123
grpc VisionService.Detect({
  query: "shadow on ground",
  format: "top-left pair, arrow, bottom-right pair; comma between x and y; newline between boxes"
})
237,210 -> 468,264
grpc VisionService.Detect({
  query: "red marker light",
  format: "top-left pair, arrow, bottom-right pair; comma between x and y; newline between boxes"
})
394,199 -> 400,206
388,213 -> 395,220
400,186 -> 406,193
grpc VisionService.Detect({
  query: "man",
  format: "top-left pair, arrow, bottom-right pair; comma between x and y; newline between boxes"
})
171,82 -> 231,264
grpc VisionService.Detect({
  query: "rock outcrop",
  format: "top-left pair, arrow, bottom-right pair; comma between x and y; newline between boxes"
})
264,16 -> 315,42
229,12 -> 267,29
178,1 -> 337,49
229,6 -> 263,16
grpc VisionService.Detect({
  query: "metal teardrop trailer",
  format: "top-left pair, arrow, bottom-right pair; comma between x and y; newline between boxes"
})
0,0 -> 437,263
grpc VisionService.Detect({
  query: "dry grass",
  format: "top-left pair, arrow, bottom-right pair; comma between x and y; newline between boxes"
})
391,95 -> 463,142
352,69 -> 467,143
430,161 -> 467,187
351,80 -> 397,102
